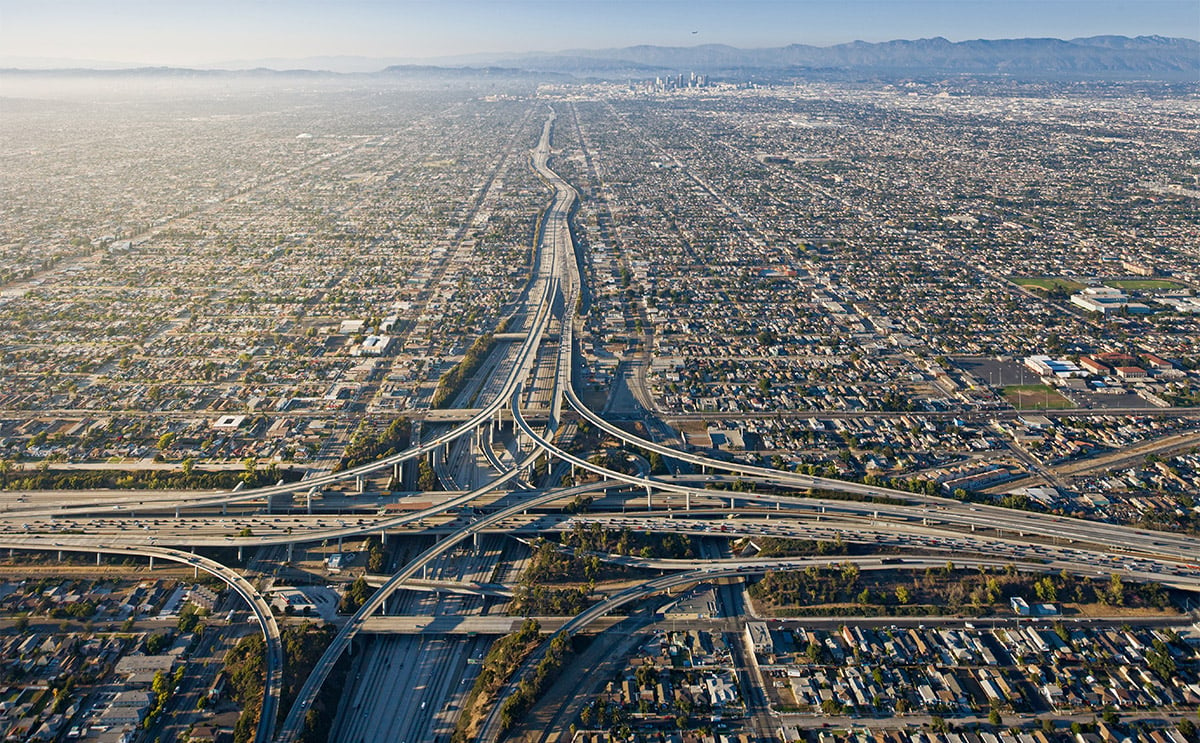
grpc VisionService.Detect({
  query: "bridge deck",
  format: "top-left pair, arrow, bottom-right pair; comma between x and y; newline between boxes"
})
360,615 -> 625,635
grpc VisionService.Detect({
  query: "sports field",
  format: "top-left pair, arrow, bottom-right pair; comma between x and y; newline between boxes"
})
1002,384 -> 1073,410
1009,277 -> 1086,293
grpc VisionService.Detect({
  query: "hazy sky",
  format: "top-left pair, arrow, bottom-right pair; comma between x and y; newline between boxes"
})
2,0 -> 1197,67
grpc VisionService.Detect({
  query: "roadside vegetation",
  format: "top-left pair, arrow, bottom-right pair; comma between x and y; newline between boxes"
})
451,618 -> 543,743
431,332 -> 497,408
222,622 -> 341,743
497,631 -> 574,733
333,418 -> 410,472
0,462 -> 298,491
510,528 -> 697,615
749,564 -> 1177,618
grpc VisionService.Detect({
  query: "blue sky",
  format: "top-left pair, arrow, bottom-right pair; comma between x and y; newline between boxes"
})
1,0 -> 1196,67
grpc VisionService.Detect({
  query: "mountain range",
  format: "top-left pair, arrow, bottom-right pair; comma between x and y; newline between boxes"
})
4,36 -> 1197,82
494,36 -> 1199,80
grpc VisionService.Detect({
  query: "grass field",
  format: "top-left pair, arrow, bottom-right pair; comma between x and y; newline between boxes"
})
1009,276 -> 1086,293
1104,279 -> 1185,291
1002,384 -> 1074,410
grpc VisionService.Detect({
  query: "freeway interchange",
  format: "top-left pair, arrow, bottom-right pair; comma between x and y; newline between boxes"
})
2,109 -> 1199,743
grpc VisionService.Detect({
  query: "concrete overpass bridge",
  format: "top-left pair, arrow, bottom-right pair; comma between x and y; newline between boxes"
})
0,538 -> 284,743
360,615 -> 624,635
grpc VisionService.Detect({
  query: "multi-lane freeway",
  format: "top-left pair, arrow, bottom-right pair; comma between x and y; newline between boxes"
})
4,107 -> 1199,743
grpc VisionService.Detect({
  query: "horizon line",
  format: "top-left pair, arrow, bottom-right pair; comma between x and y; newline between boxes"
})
2,33 -> 1196,74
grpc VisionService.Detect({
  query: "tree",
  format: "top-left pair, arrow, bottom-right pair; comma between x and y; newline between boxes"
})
805,641 -> 824,663
145,631 -> 171,654
338,577 -> 373,614
1106,573 -> 1125,605
417,460 -> 439,491
1142,638 -> 1171,681
364,537 -> 388,573
931,716 -> 949,732
178,605 -> 205,633
1035,576 -> 1057,602
988,708 -> 1002,725
241,457 -> 257,483
820,698 -> 844,715
157,433 -> 176,451
895,586 -> 911,604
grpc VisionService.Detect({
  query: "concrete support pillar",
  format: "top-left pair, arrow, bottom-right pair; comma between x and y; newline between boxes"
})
237,545 -> 243,561
355,475 -> 364,494
393,462 -> 401,481
647,485 -> 653,511
149,555 -> 154,570
685,491 -> 691,511
473,532 -> 480,549
175,508 -> 180,519
97,552 -> 102,566
222,503 -> 227,516
58,550 -> 63,561
380,529 -> 387,545
286,543 -> 294,563
337,536 -> 343,552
